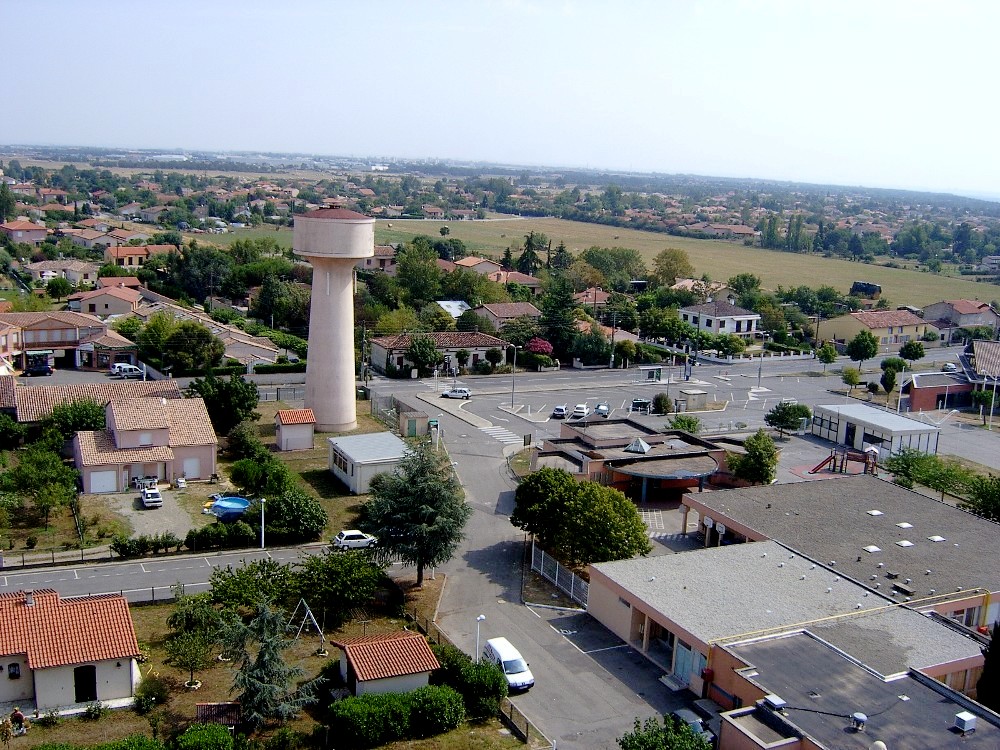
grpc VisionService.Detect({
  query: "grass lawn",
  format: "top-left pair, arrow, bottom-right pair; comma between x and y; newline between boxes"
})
374,217 -> 998,307
14,576 -> 521,749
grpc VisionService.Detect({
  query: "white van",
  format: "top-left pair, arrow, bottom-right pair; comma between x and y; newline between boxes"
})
482,637 -> 534,691
110,363 -> 144,379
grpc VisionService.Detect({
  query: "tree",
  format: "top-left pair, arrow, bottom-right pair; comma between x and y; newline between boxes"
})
46,277 -> 72,301
209,559 -> 294,610
816,342 -> 837,372
539,276 -> 578,359
727,429 -> 778,485
259,487 -> 328,544
292,550 -> 385,629
846,330 -> 879,372
899,340 -> 925,363
510,467 -> 582,550
563,483 -> 652,567
963,474 -> 1000,522
971,389 -> 995,425
112,315 -> 144,341
842,367 -> 861,393
439,226 -> 450,237
880,367 -> 897,399
499,316 -> 541,347
44,398 -> 105,439
0,413 -> 26,450
714,334 -> 746,358
362,440 -> 471,586
881,356 -> 907,374
186,374 -> 260,436
571,328 -> 611,366
485,347 -> 503,368
218,603 -> 321,728
668,414 -> 701,433
164,320 -> 225,372
617,714 -> 712,750
406,333 -> 444,377
0,182 -> 16,221
764,402 -> 812,438
166,631 -> 213,687
168,589 -> 223,636
2,445 -> 78,527
977,621 -> 1000,713
652,248 -> 694,286
137,310 -> 176,363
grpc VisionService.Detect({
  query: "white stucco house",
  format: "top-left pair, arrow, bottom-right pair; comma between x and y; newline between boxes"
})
333,631 -> 439,696
0,589 -> 141,710
328,431 -> 408,494
679,300 -> 761,339
275,408 -> 316,451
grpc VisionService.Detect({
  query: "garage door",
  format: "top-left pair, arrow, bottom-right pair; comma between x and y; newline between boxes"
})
90,470 -> 117,494
182,457 -> 201,479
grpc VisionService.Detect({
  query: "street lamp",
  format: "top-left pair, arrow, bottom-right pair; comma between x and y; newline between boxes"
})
475,614 -> 486,662
259,498 -> 266,549
510,345 -> 521,408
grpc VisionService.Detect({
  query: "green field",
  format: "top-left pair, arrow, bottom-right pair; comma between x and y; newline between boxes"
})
188,217 -> 1000,308
377,217 -> 999,307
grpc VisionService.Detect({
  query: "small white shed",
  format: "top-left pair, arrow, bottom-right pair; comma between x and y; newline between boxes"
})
334,631 -> 439,696
275,409 -> 316,451
328,431 -> 409,494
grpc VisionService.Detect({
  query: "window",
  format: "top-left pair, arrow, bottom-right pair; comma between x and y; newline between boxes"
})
331,448 -> 348,473
7,663 -> 20,679
139,432 -> 152,446
618,596 -> 631,609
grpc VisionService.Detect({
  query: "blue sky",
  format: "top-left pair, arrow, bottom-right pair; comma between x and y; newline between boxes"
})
3,1 -> 997,196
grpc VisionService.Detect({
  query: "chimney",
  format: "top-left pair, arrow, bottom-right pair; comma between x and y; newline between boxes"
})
25,590 -> 34,606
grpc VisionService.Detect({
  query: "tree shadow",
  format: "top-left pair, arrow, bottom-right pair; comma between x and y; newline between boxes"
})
460,538 -> 525,603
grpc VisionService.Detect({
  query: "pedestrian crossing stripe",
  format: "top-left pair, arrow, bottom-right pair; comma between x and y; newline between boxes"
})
480,426 -> 523,444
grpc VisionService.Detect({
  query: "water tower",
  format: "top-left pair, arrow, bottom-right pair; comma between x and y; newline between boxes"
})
294,208 -> 374,431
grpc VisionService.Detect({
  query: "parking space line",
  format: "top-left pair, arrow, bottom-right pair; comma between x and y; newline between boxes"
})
582,644 -> 629,655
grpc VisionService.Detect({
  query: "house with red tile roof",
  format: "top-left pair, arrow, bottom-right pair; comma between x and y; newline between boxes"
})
370,331 -> 509,374
355,244 -> 397,275
68,286 -> 143,317
0,375 -> 181,423
454,256 -> 502,275
104,244 -> 176,268
0,589 -> 141,709
275,408 -> 316,451
0,220 -> 48,245
0,311 -> 135,371
97,276 -> 142,290
485,270 -> 543,296
822,309 -> 928,351
474,301 -> 542,330
23,259 -> 100,286
679,301 -> 761,339
73,397 -> 218,493
332,631 -> 439,696
922,299 -> 999,342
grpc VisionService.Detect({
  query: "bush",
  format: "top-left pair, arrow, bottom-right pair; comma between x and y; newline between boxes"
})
82,701 -> 108,721
263,728 -> 310,750
253,362 -> 307,374
329,692 -> 411,748
226,420 -> 268,461
409,685 -> 465,737
110,535 -> 144,559
226,520 -> 257,548
430,643 -> 471,686
473,361 -> 494,375
652,392 -> 672,415
34,709 -> 61,727
457,661 -> 508,719
176,724 -> 234,750
135,674 -> 170,714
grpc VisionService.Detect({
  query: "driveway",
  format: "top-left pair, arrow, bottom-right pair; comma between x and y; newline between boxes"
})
87,486 -> 199,539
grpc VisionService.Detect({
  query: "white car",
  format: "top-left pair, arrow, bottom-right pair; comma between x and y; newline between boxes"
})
333,530 -> 378,550
941,362 -> 958,373
572,404 -> 591,418
441,387 -> 472,399
551,404 -> 569,419
141,488 -> 163,509
595,402 -> 611,417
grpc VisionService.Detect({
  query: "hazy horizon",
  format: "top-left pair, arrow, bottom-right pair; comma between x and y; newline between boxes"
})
4,1 -> 998,198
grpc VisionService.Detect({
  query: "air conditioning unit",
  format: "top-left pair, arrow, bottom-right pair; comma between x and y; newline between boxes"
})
763,694 -> 786,711
954,711 -> 977,734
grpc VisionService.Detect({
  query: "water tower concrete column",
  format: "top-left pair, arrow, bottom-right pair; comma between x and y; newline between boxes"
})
293,208 -> 374,431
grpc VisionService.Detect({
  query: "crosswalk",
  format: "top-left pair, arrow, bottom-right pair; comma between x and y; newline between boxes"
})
480,425 -> 524,445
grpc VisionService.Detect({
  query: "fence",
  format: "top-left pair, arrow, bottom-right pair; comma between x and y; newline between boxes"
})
531,541 -> 589,607
258,386 -> 306,402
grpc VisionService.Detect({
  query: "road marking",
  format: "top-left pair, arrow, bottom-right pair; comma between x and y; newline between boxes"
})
583,644 -> 630,655
480,426 -> 522,445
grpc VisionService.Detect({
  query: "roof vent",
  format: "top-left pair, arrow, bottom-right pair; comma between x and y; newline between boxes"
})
624,438 -> 651,454
954,711 -> 977,735
763,694 -> 786,712
25,590 -> 34,606
851,712 -> 868,732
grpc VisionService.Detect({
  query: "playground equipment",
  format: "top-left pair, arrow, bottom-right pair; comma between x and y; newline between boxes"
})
809,446 -> 878,476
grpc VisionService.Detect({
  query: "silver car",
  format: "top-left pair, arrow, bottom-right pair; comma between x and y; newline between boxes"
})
333,530 -> 378,550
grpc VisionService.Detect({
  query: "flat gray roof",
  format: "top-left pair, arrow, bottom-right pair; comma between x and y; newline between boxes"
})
328,431 -> 408,463
814,403 -> 940,434
591,540 -> 981,675
686,475 -> 1000,600
728,633 -> 1000,748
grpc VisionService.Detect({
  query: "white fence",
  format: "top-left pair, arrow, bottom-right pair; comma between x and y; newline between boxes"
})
531,541 -> 589,607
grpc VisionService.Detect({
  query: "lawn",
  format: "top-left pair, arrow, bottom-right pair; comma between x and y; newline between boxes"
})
13,577 -> 521,750
374,217 -> 998,307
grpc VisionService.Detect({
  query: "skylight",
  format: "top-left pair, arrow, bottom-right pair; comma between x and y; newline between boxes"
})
866,510 -> 883,516
863,545 -> 881,553
895,540 -> 914,548
896,522 -> 913,529
927,535 -> 946,542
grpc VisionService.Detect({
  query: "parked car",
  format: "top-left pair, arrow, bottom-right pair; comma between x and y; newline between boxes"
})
693,698 -> 724,740
670,708 -> 715,746
141,487 -> 163,509
551,404 -> 569,419
941,362 -> 958,373
572,403 -> 591,418
441,387 -> 472,399
482,637 -> 534,691
23,363 -> 53,377
110,363 -> 144,379
333,529 -> 377,550
630,397 -> 652,414
595,402 -> 611,417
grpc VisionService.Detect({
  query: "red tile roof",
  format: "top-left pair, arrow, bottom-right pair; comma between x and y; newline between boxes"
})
300,208 -> 370,220
486,270 -> 542,286
8,377 -> 182,423
97,276 -> 142,289
478,302 -> 542,318
276,408 -> 316,425
1,221 -> 46,232
0,589 -> 140,669
849,310 -> 925,329
75,429 -> 175,466
372,331 -> 508,349
945,299 -> 992,315
333,631 -> 439,682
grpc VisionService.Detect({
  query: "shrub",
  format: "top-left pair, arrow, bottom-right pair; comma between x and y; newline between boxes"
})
329,692 -> 411,748
135,674 -> 170,713
34,709 -> 61,727
26,535 -> 38,549
82,701 -> 108,721
409,685 -> 465,737
263,728 -> 310,750
253,362 -> 307,374
430,643 -> 471,686
473,361 -> 493,375
227,420 -> 267,460
176,724 -> 234,750
652,392 -> 672,415
457,661 -> 508,719
110,535 -> 144,559
226,520 -> 257,548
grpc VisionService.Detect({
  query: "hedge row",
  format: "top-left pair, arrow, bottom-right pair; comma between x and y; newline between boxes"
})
109,521 -> 258,560
328,685 -> 464,748
253,361 -> 307,374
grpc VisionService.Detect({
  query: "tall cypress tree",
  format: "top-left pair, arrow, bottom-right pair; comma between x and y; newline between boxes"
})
978,621 -> 1000,712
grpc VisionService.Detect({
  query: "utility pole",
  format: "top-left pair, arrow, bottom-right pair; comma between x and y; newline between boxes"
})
609,311 -> 617,369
